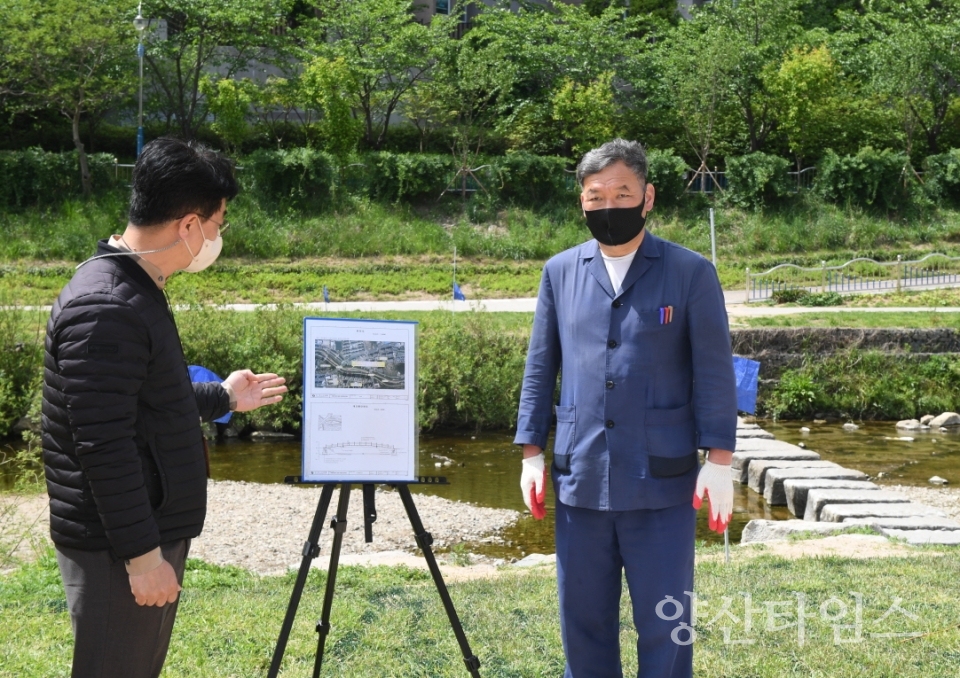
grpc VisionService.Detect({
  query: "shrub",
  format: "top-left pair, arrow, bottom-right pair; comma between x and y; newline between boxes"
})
725,152 -> 793,209
492,152 -> 572,206
365,152 -> 458,202
174,309 -> 531,433
814,147 -> 912,212
771,288 -> 807,304
922,149 -> 960,206
798,291 -> 843,306
765,350 -> 960,420
0,304 -> 44,436
0,149 -> 117,208
242,148 -> 337,212
644,148 -> 688,209
771,289 -> 844,306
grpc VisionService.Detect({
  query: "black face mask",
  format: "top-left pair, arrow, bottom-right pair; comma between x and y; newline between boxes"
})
584,204 -> 646,246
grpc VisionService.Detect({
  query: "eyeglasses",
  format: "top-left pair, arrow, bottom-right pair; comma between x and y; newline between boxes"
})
204,218 -> 230,237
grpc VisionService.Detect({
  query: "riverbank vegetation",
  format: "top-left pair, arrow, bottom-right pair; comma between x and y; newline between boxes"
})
3,189 -> 960,305
766,349 -> 960,421
739,312 -> 960,329
6,305 -> 960,438
1,546 -> 958,676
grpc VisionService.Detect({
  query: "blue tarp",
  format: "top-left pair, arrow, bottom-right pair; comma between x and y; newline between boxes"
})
188,365 -> 232,425
733,356 -> 760,415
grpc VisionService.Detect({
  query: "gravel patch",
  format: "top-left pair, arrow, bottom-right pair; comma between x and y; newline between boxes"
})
885,485 -> 960,522
191,481 -> 520,575
1,482 -> 521,577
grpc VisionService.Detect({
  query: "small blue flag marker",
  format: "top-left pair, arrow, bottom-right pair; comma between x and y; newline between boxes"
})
453,282 -> 466,301
732,356 -> 760,415
322,285 -> 330,304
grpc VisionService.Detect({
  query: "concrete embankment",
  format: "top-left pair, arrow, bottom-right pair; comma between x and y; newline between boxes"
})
735,419 -> 960,545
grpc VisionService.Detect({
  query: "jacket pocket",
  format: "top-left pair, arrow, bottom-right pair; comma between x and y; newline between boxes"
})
637,308 -> 677,331
645,403 -> 698,478
552,405 -> 576,473
141,430 -> 168,511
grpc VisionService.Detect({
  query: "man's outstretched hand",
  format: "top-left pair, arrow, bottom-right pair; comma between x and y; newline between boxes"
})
693,456 -> 734,534
224,370 -> 288,412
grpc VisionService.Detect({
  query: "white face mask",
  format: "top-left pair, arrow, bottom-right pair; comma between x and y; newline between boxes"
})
181,225 -> 222,273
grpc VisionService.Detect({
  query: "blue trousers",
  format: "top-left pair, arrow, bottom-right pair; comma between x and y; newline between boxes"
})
556,499 -> 696,678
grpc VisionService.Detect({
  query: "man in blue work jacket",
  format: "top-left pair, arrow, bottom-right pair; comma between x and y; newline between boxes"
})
515,138 -> 737,678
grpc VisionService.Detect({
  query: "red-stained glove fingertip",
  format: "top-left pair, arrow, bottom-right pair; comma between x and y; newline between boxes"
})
692,493 -> 703,510
536,468 -> 547,504
530,486 -> 546,520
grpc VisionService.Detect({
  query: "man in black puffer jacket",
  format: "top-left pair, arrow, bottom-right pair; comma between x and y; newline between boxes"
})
42,138 -> 287,678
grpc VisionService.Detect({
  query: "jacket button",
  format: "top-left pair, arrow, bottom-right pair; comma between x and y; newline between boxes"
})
606,420 -> 615,429
606,381 -> 615,389
612,300 -> 622,308
607,339 -> 618,348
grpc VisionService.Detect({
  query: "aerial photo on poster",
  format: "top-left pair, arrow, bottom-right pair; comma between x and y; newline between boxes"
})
314,339 -> 405,390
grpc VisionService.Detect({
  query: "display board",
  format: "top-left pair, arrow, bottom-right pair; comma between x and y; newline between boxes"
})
301,318 -> 418,482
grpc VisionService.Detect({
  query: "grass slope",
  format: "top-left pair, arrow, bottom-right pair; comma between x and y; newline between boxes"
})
1,548 -> 958,677
4,193 -> 960,304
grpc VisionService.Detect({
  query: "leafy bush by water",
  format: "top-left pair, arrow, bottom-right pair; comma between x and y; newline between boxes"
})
173,309 -> 531,434
766,349 -> 960,420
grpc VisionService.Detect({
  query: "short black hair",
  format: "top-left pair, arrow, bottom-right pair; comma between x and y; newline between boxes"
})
128,137 -> 238,226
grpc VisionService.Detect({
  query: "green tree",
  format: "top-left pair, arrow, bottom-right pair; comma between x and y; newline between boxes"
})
247,76 -> 317,149
859,0 -> 960,155
300,57 -> 363,161
0,0 -> 133,196
657,16 -> 730,184
551,73 -> 617,158
142,0 -> 293,140
301,0 -> 440,150
464,3 -> 645,154
693,0 -> 805,153
767,45 -> 843,169
200,77 -> 254,153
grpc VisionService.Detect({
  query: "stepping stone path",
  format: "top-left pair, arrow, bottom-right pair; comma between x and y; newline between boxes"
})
784,479 -> 879,518
734,418 -> 960,545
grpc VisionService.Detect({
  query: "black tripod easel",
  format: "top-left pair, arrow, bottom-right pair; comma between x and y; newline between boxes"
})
267,476 -> 482,678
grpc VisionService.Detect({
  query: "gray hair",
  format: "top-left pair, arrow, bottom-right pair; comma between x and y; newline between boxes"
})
576,138 -> 648,188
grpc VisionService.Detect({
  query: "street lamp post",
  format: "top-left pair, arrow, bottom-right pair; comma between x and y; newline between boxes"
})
134,4 -> 147,157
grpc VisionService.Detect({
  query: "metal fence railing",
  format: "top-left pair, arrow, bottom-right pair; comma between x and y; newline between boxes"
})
685,166 -> 816,194
114,162 -> 135,184
685,168 -> 728,194
746,253 -> 960,302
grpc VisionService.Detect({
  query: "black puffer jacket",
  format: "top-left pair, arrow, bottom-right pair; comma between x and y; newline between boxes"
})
42,240 -> 229,560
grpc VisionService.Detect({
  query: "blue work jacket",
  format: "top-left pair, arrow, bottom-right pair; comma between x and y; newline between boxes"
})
514,232 -> 737,511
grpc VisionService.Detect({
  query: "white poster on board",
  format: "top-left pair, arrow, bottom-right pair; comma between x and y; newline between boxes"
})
301,318 -> 418,482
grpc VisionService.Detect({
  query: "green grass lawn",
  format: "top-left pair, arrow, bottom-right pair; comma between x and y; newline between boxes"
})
738,311 -> 960,329
2,547 -> 958,677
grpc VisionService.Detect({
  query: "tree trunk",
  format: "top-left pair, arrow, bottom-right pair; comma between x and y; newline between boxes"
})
71,108 -> 92,197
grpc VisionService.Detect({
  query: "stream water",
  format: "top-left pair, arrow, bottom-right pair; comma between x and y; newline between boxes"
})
5,421 -> 959,558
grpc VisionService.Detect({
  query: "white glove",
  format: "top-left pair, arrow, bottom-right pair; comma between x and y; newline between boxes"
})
520,453 -> 546,520
693,459 -> 733,533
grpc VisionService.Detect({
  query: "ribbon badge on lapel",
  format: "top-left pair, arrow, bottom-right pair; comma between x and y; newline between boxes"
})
659,306 -> 674,325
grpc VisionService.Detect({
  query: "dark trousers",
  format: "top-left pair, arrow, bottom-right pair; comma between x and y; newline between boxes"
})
555,499 -> 696,678
55,539 -> 190,678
